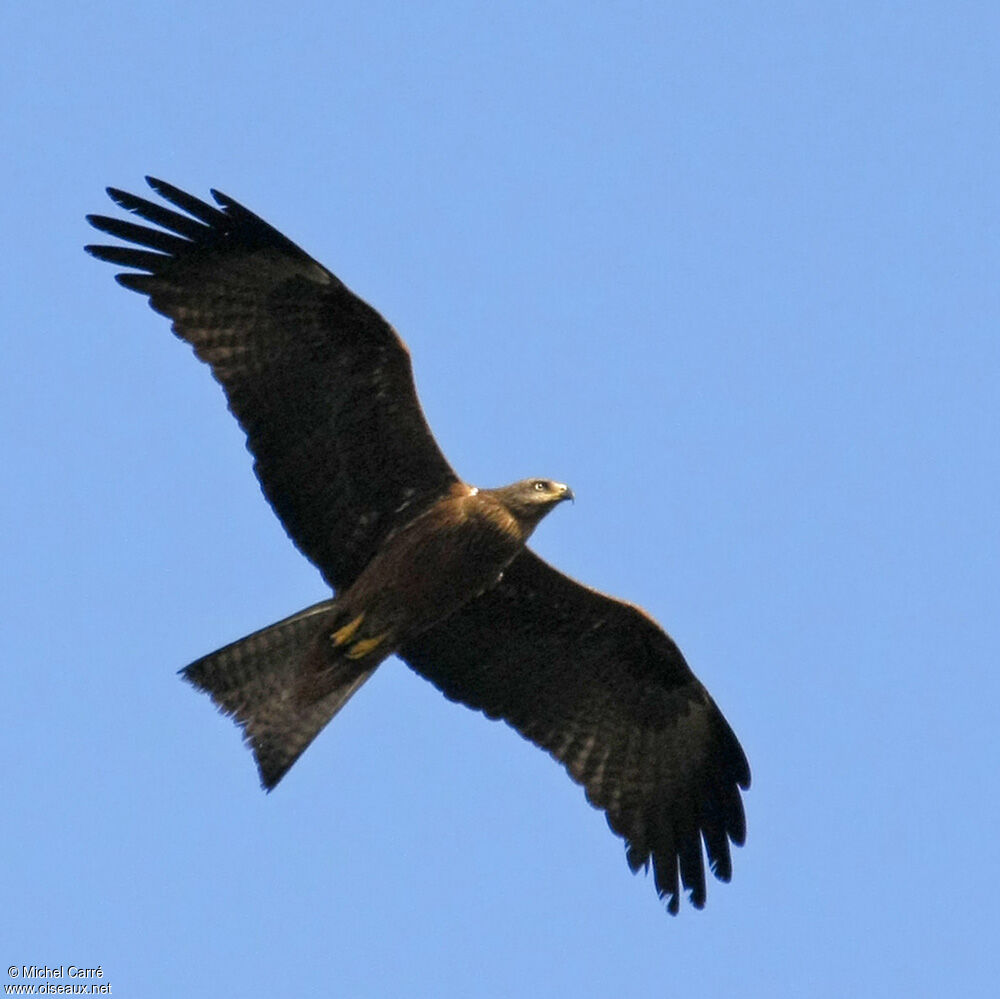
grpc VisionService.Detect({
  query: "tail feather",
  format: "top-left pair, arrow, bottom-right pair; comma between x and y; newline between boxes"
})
182,600 -> 377,789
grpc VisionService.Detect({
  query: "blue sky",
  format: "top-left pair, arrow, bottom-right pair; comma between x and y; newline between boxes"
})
3,2 -> 998,995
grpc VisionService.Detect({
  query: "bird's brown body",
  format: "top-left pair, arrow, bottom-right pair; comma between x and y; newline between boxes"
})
86,178 -> 750,915
303,480 -> 572,705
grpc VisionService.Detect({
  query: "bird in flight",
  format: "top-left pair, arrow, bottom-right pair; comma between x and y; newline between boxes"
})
86,178 -> 750,914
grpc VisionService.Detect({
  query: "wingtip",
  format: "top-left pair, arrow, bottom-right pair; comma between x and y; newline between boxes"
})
689,884 -> 707,910
114,272 -> 149,291
143,175 -> 174,200
657,884 -> 707,915
624,842 -> 649,875
106,186 -> 130,208
712,865 -> 733,885
210,188 -> 241,212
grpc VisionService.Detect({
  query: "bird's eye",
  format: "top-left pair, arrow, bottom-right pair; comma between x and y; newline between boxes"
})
533,480 -> 546,491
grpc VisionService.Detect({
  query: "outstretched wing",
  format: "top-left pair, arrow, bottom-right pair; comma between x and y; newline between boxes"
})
401,550 -> 750,914
86,178 -> 458,589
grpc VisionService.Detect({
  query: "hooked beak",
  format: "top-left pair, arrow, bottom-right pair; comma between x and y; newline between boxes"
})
557,483 -> 574,504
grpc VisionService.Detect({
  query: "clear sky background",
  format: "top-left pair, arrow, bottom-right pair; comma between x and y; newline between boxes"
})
3,2 -> 998,996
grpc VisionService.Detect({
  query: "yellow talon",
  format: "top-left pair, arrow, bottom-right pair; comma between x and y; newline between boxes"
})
345,633 -> 388,660
331,613 -> 365,646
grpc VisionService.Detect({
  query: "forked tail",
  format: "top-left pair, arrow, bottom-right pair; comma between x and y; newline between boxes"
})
182,600 -> 377,789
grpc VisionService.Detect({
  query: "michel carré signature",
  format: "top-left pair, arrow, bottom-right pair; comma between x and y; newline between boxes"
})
15,968 -> 103,980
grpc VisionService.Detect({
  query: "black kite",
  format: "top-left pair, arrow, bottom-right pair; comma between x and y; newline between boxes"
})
86,179 -> 750,914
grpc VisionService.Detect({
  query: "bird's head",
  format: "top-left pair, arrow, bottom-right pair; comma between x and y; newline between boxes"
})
491,478 -> 574,531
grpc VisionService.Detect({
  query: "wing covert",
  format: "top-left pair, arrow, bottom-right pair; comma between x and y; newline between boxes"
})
400,550 -> 750,913
86,178 -> 459,589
